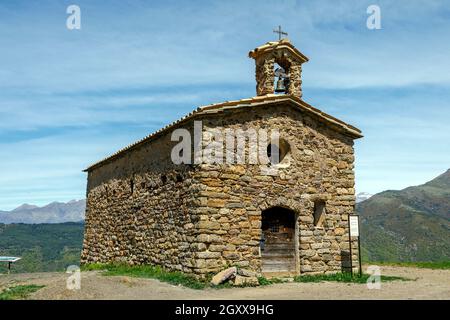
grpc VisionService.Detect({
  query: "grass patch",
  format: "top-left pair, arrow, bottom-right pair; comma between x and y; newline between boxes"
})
294,272 -> 408,283
257,277 -> 285,286
0,285 -> 45,300
83,263 -> 208,290
366,261 -> 450,270
82,263 -> 274,289
84,264 -> 413,289
80,263 -> 110,271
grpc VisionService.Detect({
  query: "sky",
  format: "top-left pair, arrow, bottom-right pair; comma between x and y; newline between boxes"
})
0,0 -> 449,210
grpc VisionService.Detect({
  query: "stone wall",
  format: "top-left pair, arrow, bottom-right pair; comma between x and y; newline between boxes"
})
81,123 -> 200,273
188,104 -> 359,277
255,54 -> 275,96
287,61 -> 302,98
81,102 -> 360,278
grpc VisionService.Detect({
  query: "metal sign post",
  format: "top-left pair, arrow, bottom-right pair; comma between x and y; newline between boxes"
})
357,216 -> 362,276
347,217 -> 353,276
0,257 -> 21,274
349,215 -> 362,276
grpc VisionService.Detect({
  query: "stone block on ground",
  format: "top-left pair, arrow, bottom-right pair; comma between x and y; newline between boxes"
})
237,268 -> 258,278
233,275 -> 259,286
210,267 -> 237,286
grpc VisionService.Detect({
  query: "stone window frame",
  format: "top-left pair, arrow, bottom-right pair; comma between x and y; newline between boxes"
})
313,200 -> 326,228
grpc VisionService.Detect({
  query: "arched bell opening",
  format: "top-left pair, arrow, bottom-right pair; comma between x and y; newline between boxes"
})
273,57 -> 291,94
261,206 -> 298,276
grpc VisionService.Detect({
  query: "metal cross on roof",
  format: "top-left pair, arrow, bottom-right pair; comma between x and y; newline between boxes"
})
273,25 -> 288,40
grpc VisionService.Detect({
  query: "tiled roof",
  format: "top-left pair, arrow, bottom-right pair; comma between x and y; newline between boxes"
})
84,94 -> 362,172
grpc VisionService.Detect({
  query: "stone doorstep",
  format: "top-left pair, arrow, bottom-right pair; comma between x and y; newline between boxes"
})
262,271 -> 297,278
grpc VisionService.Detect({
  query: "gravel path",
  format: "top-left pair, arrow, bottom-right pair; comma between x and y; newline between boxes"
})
0,266 -> 448,300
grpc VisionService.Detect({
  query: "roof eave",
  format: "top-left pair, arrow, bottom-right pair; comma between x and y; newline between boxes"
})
83,95 -> 362,172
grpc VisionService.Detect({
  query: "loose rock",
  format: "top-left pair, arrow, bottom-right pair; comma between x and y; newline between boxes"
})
233,275 -> 259,286
210,267 -> 237,286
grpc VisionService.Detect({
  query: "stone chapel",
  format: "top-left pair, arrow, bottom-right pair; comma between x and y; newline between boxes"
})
81,38 -> 363,278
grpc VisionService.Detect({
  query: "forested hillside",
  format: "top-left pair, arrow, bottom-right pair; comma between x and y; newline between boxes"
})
0,222 -> 84,273
358,169 -> 450,262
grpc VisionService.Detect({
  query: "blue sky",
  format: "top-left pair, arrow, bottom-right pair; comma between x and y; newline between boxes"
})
0,0 -> 449,210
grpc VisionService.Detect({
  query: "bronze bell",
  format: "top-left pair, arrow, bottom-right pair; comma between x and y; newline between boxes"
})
275,76 -> 287,93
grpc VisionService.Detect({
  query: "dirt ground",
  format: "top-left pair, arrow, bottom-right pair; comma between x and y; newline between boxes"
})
0,265 -> 449,300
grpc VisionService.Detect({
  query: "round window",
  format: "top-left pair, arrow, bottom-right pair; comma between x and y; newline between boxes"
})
267,139 -> 290,164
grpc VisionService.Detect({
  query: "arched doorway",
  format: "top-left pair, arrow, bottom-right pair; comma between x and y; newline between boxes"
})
261,207 -> 297,275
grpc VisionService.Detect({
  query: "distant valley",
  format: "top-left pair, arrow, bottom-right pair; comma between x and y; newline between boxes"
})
0,222 -> 84,273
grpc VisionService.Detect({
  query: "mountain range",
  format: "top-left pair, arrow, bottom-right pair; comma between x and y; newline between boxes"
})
358,169 -> 450,262
1,169 -> 449,268
0,200 -> 85,224
356,192 -> 373,203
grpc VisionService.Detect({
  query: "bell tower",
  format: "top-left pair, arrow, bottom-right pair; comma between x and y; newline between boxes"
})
249,38 -> 309,98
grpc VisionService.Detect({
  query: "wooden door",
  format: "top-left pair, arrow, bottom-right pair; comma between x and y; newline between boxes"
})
261,207 -> 296,275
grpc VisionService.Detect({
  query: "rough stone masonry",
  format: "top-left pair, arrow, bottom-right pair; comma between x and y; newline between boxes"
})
81,39 -> 363,279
